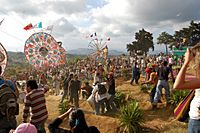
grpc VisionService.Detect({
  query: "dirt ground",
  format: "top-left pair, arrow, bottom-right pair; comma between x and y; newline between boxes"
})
17,77 -> 188,133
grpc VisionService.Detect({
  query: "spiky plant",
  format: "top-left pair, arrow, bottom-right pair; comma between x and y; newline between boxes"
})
58,100 -> 69,115
119,100 -> 144,133
114,91 -> 126,108
170,90 -> 190,106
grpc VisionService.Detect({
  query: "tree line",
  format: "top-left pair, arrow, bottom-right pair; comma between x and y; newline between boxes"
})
127,20 -> 200,55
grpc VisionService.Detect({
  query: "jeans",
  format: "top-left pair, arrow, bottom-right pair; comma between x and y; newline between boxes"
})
70,94 -> 79,108
188,119 -> 200,133
130,75 -> 139,85
153,80 -> 170,103
95,98 -> 107,115
35,122 -> 46,133
106,95 -> 117,111
149,86 -> 156,103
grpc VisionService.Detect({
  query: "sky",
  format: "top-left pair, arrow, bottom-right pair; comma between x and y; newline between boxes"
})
0,0 -> 200,52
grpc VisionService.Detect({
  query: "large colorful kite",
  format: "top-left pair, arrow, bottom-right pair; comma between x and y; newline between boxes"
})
0,43 -> 7,75
24,32 -> 66,70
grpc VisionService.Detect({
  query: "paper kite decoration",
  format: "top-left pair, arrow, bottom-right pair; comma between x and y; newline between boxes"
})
24,32 -> 64,70
0,43 -> 7,75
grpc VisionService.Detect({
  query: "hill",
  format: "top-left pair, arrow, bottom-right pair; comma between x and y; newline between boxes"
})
68,48 -> 126,55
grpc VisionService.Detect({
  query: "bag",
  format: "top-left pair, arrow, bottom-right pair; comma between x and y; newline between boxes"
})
0,83 -> 19,120
97,84 -> 107,95
174,90 -> 195,122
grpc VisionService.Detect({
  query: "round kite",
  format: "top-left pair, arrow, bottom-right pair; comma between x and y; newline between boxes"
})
0,43 -> 7,75
59,46 -> 66,65
24,32 -> 62,70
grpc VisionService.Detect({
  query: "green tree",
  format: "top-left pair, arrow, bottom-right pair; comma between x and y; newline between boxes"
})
157,32 -> 174,55
173,21 -> 200,48
126,29 -> 154,56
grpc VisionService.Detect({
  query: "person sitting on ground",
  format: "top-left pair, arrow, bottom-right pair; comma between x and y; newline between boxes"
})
48,108 -> 100,133
9,123 -> 37,133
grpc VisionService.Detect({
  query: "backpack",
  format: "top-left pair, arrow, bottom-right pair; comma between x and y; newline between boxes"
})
0,83 -> 19,120
97,84 -> 107,95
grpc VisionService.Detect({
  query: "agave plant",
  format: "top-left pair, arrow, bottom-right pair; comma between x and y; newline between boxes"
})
119,100 -> 144,133
170,90 -> 190,106
58,100 -> 70,115
114,91 -> 126,108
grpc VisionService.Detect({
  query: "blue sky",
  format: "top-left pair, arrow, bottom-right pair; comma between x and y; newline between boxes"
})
0,0 -> 200,53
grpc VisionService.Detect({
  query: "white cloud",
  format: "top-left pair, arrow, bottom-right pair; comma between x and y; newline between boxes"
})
0,0 -> 200,53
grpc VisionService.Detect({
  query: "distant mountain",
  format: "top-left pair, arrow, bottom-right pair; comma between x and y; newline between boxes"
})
67,48 -> 126,55
67,48 -> 94,55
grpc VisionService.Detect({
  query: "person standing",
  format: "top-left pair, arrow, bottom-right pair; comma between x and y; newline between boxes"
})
69,74 -> 81,108
173,44 -> 200,133
130,62 -> 140,85
0,66 -> 19,133
53,72 -> 61,96
61,73 -> 73,103
106,73 -> 117,112
152,60 -> 174,109
23,80 -> 49,133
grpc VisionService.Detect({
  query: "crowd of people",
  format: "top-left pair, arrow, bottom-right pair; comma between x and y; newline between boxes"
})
1,46 -> 197,133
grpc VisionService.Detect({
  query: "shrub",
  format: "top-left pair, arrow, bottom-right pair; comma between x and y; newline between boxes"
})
139,84 -> 153,93
119,100 -> 144,133
170,90 -> 190,106
58,100 -> 70,115
122,68 -> 131,80
114,91 -> 126,108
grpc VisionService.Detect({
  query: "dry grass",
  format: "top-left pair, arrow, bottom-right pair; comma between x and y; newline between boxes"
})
16,77 -> 188,133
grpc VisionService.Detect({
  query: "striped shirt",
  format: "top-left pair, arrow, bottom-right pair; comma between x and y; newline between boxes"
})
23,88 -> 48,125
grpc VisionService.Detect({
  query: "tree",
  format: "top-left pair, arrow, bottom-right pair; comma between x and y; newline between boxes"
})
173,21 -> 200,48
157,32 -> 174,55
127,29 -> 154,56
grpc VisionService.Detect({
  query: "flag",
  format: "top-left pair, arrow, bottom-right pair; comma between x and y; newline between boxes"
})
23,23 -> 33,30
90,34 -> 93,37
107,37 -> 110,41
94,32 -> 97,36
0,18 -> 4,26
46,25 -> 54,31
33,22 -> 42,28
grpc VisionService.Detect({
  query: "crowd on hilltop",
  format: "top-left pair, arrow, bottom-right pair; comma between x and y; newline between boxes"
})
0,51 -> 187,133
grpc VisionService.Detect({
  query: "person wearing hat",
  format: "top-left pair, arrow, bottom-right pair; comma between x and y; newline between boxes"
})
145,63 -> 152,81
9,123 -> 37,133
